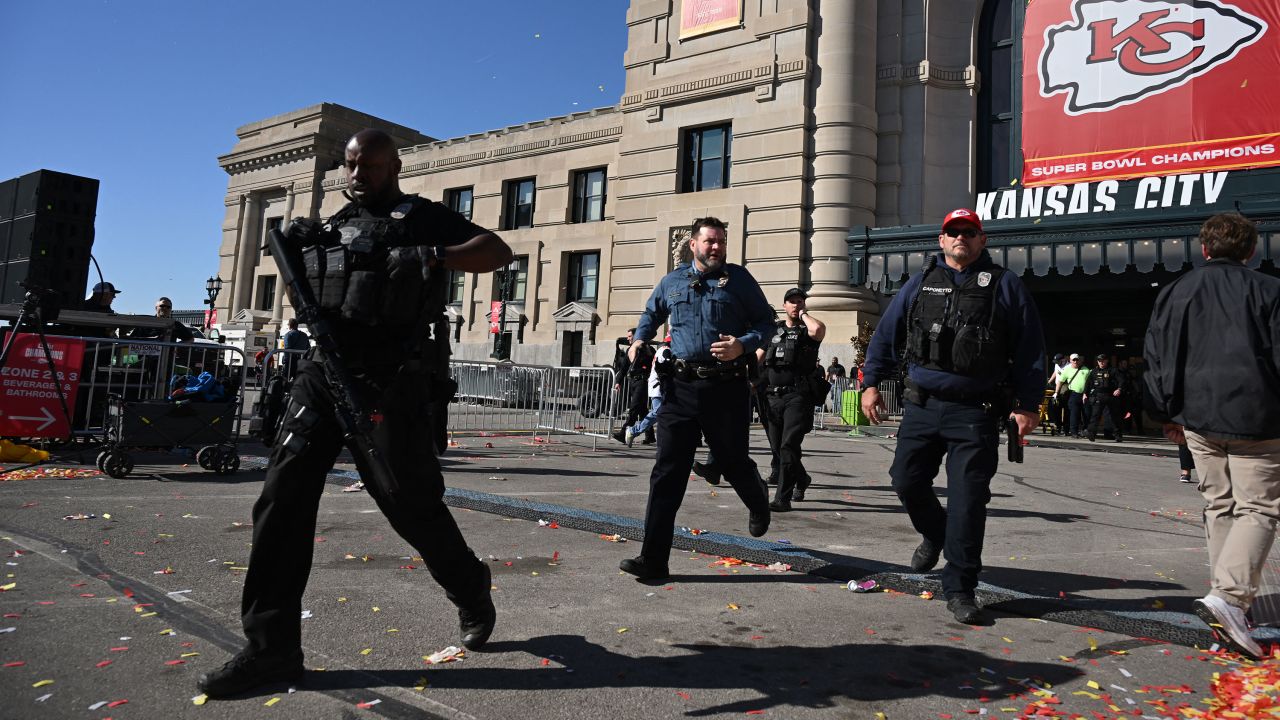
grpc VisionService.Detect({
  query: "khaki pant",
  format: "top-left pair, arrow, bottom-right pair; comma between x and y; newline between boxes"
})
1186,431 -> 1280,609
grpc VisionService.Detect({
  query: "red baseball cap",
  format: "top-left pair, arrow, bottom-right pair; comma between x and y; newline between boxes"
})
942,208 -> 983,233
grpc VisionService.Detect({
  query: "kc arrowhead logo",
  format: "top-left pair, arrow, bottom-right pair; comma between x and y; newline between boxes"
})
1040,0 -> 1267,115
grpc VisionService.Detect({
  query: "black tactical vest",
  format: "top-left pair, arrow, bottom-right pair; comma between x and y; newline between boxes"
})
300,196 -> 429,327
904,257 -> 1011,378
765,320 -> 820,385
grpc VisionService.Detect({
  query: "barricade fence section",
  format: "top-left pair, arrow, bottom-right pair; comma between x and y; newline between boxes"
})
536,366 -> 619,442
813,377 -> 903,430
6,335 -> 249,439
448,361 -> 547,434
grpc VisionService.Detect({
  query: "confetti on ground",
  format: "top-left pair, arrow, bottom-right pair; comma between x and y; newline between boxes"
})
3,467 -> 100,481
599,534 -> 627,543
62,513 -> 96,521
265,697 -> 280,706
356,699 -> 382,709
192,695 -> 208,706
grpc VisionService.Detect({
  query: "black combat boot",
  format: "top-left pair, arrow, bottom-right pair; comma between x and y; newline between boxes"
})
619,556 -> 670,580
458,563 -> 496,651
196,650 -> 304,698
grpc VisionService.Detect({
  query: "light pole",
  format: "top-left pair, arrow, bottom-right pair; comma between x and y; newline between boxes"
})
204,275 -> 223,332
490,260 -> 518,361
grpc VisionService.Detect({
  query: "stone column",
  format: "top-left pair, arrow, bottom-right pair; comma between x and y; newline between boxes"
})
805,0 -> 880,320
233,194 -> 258,317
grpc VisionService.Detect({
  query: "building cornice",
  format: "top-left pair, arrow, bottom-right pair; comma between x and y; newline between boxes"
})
877,61 -> 979,90
619,58 -> 807,113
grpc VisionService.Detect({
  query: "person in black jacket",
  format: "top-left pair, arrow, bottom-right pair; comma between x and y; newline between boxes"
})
1144,212 -> 1280,660
1084,353 -> 1125,442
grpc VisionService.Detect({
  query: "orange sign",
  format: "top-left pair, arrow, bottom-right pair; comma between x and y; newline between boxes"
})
679,0 -> 742,39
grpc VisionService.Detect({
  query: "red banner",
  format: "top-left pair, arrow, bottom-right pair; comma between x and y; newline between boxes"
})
489,301 -> 502,335
0,333 -> 84,438
1022,0 -> 1280,186
679,0 -> 742,39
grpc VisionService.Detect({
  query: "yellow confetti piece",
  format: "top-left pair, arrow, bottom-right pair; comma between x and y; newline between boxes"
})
1002,637 -> 1013,643
181,652 -> 200,658
617,628 -> 628,634
727,604 -> 740,611
106,598 -> 118,603
33,679 -> 53,687
1072,690 -> 1100,699
192,694 -> 208,706
372,607 -> 381,612
876,714 -> 886,720
0,583 -> 14,591
139,612 -> 158,618
1152,599 -> 1165,609
1088,637 -> 1098,651
159,629 -> 174,635
338,597 -> 348,602
360,648 -> 372,655
103,514 -> 112,519
414,676 -> 429,691
229,566 -> 248,571
1087,680 -> 1101,690
386,629 -> 399,633
531,571 -> 539,576
265,697 -> 280,706
1059,655 -> 1072,661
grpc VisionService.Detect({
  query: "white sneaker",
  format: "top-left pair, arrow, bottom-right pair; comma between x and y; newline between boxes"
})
624,427 -> 636,448
1194,594 -> 1264,659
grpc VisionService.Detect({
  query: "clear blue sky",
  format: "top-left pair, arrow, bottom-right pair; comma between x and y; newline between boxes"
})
0,0 -> 627,314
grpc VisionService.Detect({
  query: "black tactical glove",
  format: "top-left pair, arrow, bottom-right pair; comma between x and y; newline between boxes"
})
282,217 -> 337,248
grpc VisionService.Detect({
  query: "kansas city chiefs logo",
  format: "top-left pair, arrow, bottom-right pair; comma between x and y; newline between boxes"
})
1040,0 -> 1267,115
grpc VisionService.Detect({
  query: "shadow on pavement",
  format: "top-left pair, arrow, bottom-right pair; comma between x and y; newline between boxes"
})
301,634 -> 1085,715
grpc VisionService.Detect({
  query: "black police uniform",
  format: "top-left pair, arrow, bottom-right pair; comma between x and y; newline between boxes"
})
619,344 -> 655,442
762,320 -> 821,507
1085,362 -> 1126,442
625,262 -> 776,576
237,195 -> 491,663
862,251 -> 1044,605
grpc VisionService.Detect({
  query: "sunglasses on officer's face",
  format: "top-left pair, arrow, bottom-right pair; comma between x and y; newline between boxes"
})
943,227 -> 980,239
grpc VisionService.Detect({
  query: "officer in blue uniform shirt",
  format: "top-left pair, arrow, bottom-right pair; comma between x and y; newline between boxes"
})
619,217 -> 776,580
861,208 -> 1044,624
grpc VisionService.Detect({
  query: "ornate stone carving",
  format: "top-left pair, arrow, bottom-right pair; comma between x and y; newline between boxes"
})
669,226 -> 692,268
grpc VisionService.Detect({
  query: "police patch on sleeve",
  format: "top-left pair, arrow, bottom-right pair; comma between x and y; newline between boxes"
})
391,202 -> 414,220
978,271 -> 992,287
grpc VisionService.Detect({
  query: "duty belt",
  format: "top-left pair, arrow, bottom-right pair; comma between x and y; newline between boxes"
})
671,359 -> 748,381
766,385 -> 798,395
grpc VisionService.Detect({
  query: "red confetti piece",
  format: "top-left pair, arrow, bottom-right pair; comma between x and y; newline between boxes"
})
398,565 -> 417,570
4,661 -> 26,667
676,691 -> 691,700
165,660 -> 185,665
107,700 -> 128,708
2,614 -> 19,619
80,594 -> 96,598
96,660 -> 113,668
110,647 -> 129,652
36,601 -> 54,606
551,551 -> 559,562
122,588 -> 134,599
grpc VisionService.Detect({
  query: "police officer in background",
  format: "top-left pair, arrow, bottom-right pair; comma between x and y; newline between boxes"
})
1084,353 -> 1125,443
614,332 -> 656,445
619,217 -> 775,580
761,288 -> 827,511
197,129 -> 514,698
861,208 -> 1044,625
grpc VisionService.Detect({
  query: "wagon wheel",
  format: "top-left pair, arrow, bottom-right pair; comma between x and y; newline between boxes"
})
103,451 -> 133,479
196,446 -> 216,471
96,450 -> 111,473
214,448 -> 240,475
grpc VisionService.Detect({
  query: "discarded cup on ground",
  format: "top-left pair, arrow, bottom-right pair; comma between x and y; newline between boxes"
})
848,579 -> 877,593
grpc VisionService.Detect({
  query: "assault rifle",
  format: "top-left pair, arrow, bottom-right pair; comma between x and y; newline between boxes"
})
268,226 -> 401,495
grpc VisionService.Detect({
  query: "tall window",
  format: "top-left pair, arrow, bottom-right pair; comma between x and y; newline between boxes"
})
262,217 -> 282,257
445,187 -> 473,220
447,270 -> 465,305
491,256 -> 529,305
571,168 -> 607,223
257,275 -> 276,312
681,124 -> 731,193
503,178 -> 536,230
566,251 -> 599,303
977,0 -> 1022,192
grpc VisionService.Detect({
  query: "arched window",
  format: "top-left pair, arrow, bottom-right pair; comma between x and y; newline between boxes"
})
976,0 -> 1023,192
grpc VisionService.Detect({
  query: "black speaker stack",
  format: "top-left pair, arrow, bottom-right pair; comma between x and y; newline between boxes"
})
0,169 -> 99,312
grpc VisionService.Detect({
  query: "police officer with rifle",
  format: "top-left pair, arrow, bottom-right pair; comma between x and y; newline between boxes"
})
861,208 -> 1043,625
761,287 -> 827,511
1084,353 -> 1125,443
198,129 -> 513,699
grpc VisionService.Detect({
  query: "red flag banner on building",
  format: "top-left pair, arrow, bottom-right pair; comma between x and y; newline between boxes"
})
1022,0 -> 1280,186
679,0 -> 743,39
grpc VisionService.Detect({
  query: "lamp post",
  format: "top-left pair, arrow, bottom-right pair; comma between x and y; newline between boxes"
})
204,275 -> 223,332
490,260 -> 518,361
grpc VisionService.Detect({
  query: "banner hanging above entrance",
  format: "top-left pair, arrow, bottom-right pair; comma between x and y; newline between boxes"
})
679,0 -> 742,39
1022,0 -> 1280,186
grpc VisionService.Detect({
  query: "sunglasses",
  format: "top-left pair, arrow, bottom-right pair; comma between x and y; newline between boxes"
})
943,227 -> 980,239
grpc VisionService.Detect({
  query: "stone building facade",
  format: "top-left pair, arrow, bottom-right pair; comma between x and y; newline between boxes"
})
219,1 -> 1268,367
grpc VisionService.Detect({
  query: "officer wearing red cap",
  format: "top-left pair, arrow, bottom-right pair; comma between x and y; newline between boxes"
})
861,207 -> 1045,625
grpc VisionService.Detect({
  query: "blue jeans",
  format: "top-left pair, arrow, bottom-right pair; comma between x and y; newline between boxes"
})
631,396 -> 663,435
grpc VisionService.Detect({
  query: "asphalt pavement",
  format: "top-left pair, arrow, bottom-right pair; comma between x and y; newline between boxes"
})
0,427 -> 1269,719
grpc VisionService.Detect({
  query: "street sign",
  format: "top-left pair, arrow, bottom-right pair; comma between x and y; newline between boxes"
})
0,332 -> 84,438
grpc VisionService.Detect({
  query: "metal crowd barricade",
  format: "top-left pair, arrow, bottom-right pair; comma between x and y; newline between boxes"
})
447,361 -> 547,434
812,376 -> 904,430
69,336 -> 249,439
536,366 -> 618,447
